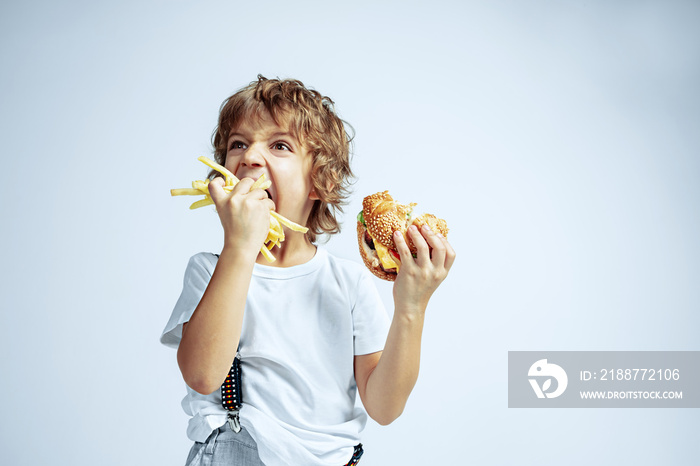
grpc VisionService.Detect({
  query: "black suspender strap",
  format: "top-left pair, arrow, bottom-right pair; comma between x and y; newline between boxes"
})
344,443 -> 364,466
221,349 -> 242,433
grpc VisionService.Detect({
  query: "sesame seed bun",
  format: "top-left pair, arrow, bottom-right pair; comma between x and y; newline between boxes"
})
362,191 -> 415,251
406,213 -> 449,252
357,191 -> 449,281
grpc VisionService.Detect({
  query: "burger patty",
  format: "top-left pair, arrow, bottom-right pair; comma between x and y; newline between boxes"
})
364,231 -> 375,250
360,226 -> 396,274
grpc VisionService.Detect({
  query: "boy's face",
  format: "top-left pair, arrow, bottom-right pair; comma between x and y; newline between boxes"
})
224,110 -> 318,226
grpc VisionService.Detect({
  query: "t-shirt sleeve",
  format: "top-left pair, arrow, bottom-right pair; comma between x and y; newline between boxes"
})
160,253 -> 217,349
351,270 -> 391,356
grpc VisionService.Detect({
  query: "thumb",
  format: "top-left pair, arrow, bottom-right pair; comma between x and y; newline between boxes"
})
208,177 -> 226,204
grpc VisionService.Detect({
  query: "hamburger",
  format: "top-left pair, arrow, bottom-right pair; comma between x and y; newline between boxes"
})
357,191 -> 449,281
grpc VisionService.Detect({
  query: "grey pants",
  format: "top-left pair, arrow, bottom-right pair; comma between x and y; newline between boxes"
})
185,425 -> 264,466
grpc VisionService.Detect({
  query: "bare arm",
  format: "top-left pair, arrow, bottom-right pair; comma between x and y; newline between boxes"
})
356,224 -> 456,425
177,177 -> 273,395
177,248 -> 255,394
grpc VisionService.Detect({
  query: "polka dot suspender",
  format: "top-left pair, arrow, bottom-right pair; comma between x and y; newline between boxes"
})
221,350 -> 242,433
344,443 -> 364,466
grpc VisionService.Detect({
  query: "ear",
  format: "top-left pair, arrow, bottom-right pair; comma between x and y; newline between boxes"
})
309,187 -> 320,201
308,180 -> 335,201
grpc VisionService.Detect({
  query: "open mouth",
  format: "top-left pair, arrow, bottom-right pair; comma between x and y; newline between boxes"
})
264,189 -> 272,201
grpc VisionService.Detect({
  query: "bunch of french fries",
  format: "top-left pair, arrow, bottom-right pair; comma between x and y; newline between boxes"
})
171,156 -> 308,262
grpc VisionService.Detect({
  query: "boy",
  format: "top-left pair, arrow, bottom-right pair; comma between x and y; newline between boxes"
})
161,76 -> 456,465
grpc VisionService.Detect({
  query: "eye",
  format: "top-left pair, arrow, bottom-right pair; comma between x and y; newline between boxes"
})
272,141 -> 291,151
229,140 -> 247,151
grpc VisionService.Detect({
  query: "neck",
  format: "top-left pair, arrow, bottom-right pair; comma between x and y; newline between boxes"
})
256,232 -> 317,267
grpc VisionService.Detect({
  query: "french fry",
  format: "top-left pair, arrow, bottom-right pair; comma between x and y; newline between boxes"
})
190,197 -> 214,210
171,188 -> 203,196
171,157 -> 309,262
270,211 -> 307,233
260,246 -> 275,262
192,179 -> 211,193
267,216 -> 285,244
198,156 -> 237,184
250,173 -> 269,191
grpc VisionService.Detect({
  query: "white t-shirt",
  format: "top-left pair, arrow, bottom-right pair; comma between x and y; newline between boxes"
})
161,247 -> 390,466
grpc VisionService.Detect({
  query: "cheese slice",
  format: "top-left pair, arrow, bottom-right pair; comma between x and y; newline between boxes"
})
369,232 -> 400,272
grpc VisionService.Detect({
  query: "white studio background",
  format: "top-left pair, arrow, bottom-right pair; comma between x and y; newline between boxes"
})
1,1 -> 699,465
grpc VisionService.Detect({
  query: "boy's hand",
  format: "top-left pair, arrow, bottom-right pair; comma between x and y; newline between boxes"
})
208,176 -> 275,260
392,224 -> 456,315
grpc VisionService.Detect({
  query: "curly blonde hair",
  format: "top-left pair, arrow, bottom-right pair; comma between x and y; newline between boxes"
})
210,75 -> 354,243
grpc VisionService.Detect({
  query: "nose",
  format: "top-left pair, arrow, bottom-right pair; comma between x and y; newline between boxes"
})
241,143 -> 266,168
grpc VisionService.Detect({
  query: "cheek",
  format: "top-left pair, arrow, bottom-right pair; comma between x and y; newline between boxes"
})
291,167 -> 313,194
223,154 -> 238,171
300,157 -> 315,184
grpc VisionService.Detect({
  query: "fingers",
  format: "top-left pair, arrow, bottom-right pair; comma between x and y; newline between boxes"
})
231,177 -> 255,195
441,234 -> 456,272
239,178 -> 274,211
420,225 -> 450,269
208,176 -> 226,204
211,176 -> 269,204
245,187 -> 270,202
407,225 -> 431,267
393,229 -> 412,264
403,224 -> 455,272
262,198 -> 276,213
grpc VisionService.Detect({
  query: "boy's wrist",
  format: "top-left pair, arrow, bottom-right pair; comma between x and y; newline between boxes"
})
393,302 -> 427,321
220,241 -> 260,264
